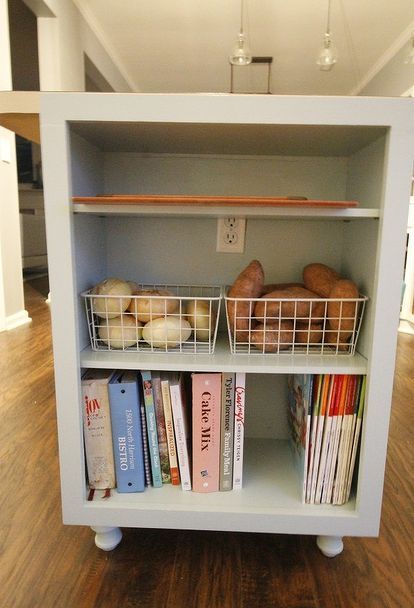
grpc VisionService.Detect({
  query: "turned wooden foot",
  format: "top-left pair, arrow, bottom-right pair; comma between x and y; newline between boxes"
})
91,526 -> 122,551
316,535 -> 344,557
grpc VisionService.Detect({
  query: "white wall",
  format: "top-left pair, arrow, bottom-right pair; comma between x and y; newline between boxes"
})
34,0 -> 133,92
0,126 -> 28,330
0,0 -> 133,332
357,37 -> 414,97
0,0 -> 29,331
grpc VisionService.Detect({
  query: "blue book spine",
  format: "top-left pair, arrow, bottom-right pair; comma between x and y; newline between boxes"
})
141,371 -> 163,488
109,371 -> 145,493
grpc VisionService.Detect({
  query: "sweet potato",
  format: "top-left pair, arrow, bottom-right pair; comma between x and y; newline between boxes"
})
261,282 -> 304,296
254,286 -> 325,322
227,260 -> 264,341
303,263 -> 341,297
295,321 -> 323,345
250,321 -> 294,353
327,279 -> 359,343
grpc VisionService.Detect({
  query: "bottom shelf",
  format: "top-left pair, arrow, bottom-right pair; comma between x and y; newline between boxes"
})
69,439 -> 362,537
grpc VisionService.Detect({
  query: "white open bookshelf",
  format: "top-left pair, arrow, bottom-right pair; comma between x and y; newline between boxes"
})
40,92 -> 414,556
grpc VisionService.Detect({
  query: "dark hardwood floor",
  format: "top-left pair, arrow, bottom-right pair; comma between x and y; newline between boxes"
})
0,279 -> 413,608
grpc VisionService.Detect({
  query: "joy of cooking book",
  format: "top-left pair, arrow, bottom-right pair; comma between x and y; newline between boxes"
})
81,369 -> 116,491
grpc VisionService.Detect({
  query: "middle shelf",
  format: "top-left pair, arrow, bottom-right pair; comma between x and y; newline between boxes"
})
80,334 -> 368,374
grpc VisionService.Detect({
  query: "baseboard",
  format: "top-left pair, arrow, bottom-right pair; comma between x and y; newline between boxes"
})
398,319 -> 414,335
3,309 -> 32,331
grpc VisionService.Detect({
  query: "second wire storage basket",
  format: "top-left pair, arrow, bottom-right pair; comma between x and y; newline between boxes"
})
83,284 -> 222,354
225,291 -> 368,355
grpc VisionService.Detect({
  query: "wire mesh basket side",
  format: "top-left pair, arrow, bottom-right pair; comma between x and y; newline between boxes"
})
83,284 -> 222,354
225,294 -> 368,355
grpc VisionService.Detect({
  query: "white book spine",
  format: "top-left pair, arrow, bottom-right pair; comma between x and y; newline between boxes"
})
232,372 -> 246,490
170,379 -> 192,491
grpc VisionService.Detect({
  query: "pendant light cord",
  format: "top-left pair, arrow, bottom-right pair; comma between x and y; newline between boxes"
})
326,0 -> 332,35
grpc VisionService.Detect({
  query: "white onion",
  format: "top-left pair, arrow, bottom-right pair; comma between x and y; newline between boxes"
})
142,316 -> 191,349
128,288 -> 179,322
186,299 -> 216,341
98,315 -> 142,349
91,277 -> 132,319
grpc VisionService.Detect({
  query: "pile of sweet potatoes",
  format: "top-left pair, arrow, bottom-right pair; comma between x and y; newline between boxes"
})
227,260 -> 359,353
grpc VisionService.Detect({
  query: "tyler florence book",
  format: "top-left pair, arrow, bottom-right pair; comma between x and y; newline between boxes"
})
192,373 -> 222,493
220,372 -> 235,491
108,370 -> 145,493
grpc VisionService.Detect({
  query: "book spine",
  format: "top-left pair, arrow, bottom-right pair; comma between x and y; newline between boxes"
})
109,374 -> 145,493
344,375 -> 366,503
151,372 -> 171,484
315,375 -> 338,504
310,374 -> 331,503
302,374 -> 314,503
81,377 -> 116,490
161,377 -> 180,485
232,372 -> 246,490
220,372 -> 235,491
170,375 -> 192,491
141,371 -> 163,488
140,400 -> 152,486
325,374 -> 349,503
306,374 -> 323,503
192,373 -> 222,493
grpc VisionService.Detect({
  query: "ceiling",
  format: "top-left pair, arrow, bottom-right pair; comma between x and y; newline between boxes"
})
75,1 -> 414,95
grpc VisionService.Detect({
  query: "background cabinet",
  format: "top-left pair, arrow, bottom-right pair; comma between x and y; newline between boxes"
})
40,93 -> 413,555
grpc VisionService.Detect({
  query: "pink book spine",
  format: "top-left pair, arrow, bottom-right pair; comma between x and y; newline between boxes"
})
192,373 -> 222,493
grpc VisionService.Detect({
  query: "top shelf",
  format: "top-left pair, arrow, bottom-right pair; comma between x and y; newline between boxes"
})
72,195 -> 380,219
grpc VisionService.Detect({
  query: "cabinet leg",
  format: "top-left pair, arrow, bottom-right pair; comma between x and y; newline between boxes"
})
316,535 -> 344,557
91,526 -> 122,551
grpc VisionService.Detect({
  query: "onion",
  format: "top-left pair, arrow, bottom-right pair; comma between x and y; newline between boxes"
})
91,277 -> 132,319
127,288 -> 179,323
186,299 -> 216,341
142,316 -> 191,349
98,314 -> 142,349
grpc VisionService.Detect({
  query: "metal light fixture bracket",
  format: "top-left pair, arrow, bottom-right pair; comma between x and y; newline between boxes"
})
230,56 -> 273,94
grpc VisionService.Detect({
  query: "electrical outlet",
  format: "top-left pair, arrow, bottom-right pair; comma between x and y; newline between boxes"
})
216,217 -> 246,253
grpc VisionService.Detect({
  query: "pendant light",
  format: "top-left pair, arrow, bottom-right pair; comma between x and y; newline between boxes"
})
229,0 -> 252,66
316,0 -> 337,71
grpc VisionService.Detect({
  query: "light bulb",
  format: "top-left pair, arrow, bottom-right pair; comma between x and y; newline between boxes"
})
229,32 -> 252,66
317,33 -> 337,71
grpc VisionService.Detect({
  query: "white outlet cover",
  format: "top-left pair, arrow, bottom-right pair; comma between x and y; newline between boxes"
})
216,217 -> 246,253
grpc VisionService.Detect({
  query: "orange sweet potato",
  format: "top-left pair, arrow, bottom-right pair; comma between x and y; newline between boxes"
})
250,321 -> 294,353
254,286 -> 325,322
227,260 -> 264,341
303,263 -> 341,297
327,279 -> 359,344
261,282 -> 304,296
295,321 -> 323,345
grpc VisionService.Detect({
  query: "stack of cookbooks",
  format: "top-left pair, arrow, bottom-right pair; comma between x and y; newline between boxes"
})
81,368 -> 246,498
287,373 -> 366,505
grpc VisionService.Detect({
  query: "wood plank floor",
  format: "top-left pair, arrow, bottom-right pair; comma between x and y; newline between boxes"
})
0,279 -> 413,608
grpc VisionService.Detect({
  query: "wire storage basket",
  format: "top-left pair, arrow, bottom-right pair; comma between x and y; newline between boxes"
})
225,291 -> 368,355
83,284 -> 222,354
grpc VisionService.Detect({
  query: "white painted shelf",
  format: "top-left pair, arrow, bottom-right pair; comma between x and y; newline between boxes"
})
40,92 -> 414,555
77,439 -> 358,537
73,202 -> 380,220
80,335 -> 368,375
